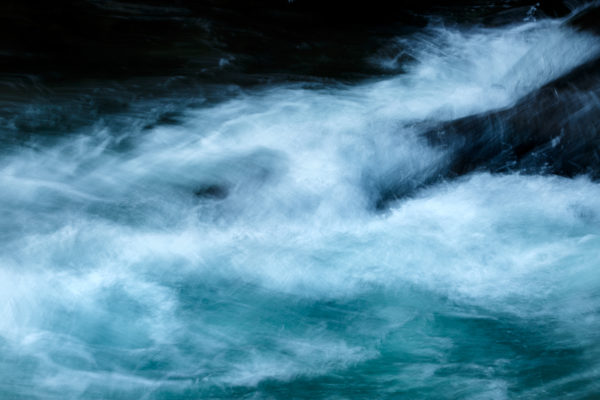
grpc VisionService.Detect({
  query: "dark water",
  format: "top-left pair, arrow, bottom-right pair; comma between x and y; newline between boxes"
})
1,1 -> 600,399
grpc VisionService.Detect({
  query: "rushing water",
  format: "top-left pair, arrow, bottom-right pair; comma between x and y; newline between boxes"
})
2,4 -> 600,399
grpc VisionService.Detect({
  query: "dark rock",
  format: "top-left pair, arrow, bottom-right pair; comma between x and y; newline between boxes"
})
371,29 -> 600,210
194,184 -> 229,200
425,55 -> 600,180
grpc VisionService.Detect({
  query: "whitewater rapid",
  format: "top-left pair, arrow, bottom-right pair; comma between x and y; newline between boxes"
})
1,12 -> 600,399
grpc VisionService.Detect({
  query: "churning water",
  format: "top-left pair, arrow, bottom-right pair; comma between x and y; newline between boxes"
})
1,7 -> 600,399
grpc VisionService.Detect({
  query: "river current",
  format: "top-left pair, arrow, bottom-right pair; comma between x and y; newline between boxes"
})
1,3 -> 600,399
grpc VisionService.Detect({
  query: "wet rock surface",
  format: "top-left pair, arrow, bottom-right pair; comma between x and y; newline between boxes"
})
425,55 -> 600,180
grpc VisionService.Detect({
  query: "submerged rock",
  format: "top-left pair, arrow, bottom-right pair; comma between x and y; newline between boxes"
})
194,184 -> 229,200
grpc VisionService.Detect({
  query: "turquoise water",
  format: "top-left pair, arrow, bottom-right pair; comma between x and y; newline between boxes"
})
1,14 -> 600,399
